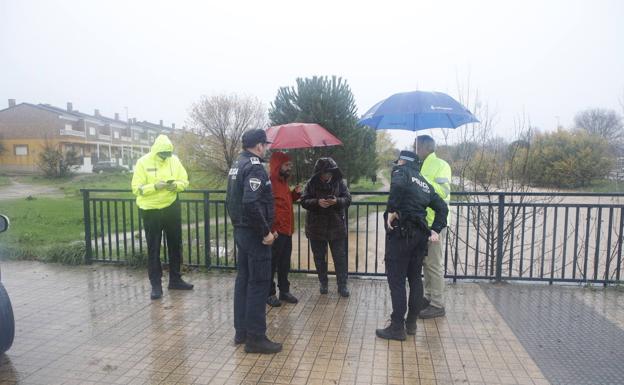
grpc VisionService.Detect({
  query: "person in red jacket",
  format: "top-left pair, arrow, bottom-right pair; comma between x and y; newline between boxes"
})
267,152 -> 302,307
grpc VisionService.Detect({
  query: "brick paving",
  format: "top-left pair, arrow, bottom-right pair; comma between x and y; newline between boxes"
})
0,261 -> 619,385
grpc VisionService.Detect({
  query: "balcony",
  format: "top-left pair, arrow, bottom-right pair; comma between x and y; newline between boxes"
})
59,128 -> 85,138
120,136 -> 132,142
98,134 -> 111,141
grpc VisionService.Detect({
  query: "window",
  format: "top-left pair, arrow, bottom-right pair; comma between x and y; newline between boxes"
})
89,127 -> 96,135
14,145 -> 28,156
113,131 -> 120,139
65,124 -> 73,131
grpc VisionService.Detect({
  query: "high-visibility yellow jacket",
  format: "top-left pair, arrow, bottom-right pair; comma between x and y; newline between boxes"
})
421,152 -> 452,228
131,135 -> 189,210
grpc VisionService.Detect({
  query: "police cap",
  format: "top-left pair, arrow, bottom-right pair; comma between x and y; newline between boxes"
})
394,150 -> 418,164
242,129 -> 272,148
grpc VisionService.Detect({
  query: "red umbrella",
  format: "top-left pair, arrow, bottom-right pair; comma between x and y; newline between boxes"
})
265,123 -> 343,149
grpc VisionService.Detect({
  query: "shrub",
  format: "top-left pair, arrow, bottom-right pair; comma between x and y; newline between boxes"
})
125,252 -> 148,268
43,242 -> 85,265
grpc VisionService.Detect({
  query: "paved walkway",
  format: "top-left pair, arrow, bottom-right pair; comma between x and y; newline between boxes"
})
0,262 -> 622,385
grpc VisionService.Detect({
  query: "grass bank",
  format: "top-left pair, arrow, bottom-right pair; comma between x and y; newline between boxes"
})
0,172 -> 226,263
0,176 -> 11,187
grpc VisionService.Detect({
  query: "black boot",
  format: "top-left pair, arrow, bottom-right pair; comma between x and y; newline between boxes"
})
376,320 -> 407,341
244,335 -> 282,354
279,292 -> 298,304
338,286 -> 350,298
234,330 -> 246,345
419,305 -> 445,319
266,295 -> 281,307
168,278 -> 194,290
150,285 -> 163,300
319,282 -> 328,295
406,312 -> 417,335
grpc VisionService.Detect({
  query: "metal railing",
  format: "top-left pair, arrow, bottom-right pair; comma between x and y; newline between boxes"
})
81,189 -> 624,285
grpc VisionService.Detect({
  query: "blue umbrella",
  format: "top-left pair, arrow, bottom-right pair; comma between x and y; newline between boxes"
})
359,90 -> 479,131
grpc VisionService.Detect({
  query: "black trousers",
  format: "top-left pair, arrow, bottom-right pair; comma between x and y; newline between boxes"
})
140,199 -> 182,287
310,238 -> 348,287
270,234 -> 292,296
234,227 -> 271,337
385,229 -> 428,323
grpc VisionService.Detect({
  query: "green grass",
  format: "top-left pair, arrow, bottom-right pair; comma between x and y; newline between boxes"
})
357,195 -> 388,204
12,174 -> 64,185
186,170 -> 227,190
0,175 -> 11,187
15,171 -> 226,197
43,243 -> 86,265
0,197 -> 85,263
13,173 -> 133,198
575,179 -> 624,193
1,198 -> 83,248
350,177 -> 384,192
0,170 -> 230,263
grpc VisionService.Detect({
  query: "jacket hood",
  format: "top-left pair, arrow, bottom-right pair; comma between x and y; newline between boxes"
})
403,159 -> 420,171
150,134 -> 174,154
312,157 -> 343,181
270,151 -> 291,179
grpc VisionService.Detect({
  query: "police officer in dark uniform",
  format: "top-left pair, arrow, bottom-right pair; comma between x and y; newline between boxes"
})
226,129 -> 282,354
376,150 -> 448,341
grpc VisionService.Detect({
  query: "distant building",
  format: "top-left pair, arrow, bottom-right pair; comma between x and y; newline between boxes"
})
0,99 -> 176,173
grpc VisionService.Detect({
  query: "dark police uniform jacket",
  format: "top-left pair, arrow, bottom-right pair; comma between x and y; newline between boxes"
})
386,163 -> 448,235
226,150 -> 274,236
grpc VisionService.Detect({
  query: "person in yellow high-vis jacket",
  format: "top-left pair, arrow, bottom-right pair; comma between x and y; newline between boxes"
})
415,135 -> 451,319
131,134 -> 192,300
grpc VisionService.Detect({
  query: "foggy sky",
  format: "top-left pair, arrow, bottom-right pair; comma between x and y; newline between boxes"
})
1,0 -> 623,149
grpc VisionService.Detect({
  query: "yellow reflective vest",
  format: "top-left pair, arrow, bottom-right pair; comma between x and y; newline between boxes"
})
420,152 -> 452,227
131,135 -> 189,210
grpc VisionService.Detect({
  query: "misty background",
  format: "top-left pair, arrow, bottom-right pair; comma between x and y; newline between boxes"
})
1,0 -> 623,148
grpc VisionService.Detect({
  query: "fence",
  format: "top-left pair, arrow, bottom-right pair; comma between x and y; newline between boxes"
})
81,189 -> 624,285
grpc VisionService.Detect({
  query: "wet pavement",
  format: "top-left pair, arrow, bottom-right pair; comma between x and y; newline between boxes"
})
0,261 -> 622,385
482,284 -> 624,385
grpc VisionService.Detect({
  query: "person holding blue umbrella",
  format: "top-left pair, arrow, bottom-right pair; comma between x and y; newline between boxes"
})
360,90 -> 477,335
376,150 -> 448,340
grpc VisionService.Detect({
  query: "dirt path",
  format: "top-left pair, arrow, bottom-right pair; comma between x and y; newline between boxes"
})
0,177 -> 64,200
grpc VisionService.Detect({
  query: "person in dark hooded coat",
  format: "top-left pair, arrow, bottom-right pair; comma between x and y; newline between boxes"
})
300,157 -> 352,297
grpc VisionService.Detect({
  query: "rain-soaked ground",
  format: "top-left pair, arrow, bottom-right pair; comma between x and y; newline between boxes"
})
0,261 -> 623,385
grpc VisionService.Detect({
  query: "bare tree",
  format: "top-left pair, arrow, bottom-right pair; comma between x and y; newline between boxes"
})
450,73 -> 499,191
421,78 -> 621,282
574,108 -> 624,145
186,94 -> 267,176
440,75 -> 565,279
375,131 -> 397,170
